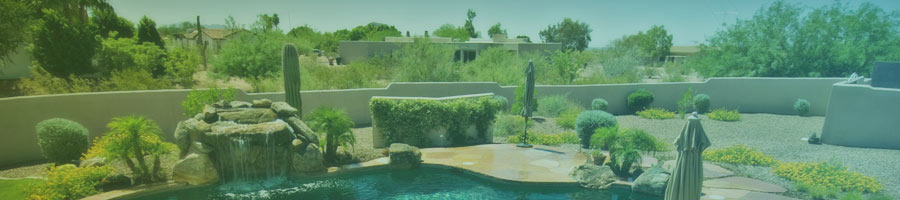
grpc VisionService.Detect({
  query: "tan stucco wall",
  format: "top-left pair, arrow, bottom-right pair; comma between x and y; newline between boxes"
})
0,78 -> 843,167
821,81 -> 900,149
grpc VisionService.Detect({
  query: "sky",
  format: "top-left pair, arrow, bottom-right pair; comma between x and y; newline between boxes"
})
108,0 -> 900,48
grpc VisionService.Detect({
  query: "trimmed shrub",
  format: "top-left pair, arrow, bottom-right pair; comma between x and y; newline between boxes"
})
703,145 -> 777,166
794,99 -> 810,116
370,96 -> 501,146
493,95 -> 509,112
626,89 -> 654,112
508,131 -> 579,146
591,98 -> 608,111
492,114 -> 526,137
36,118 -> 90,164
555,105 -> 584,129
575,110 -> 618,148
181,87 -> 237,118
637,108 -> 676,119
708,108 -> 741,121
773,161 -> 882,193
83,116 -> 177,184
24,164 -> 112,200
693,94 -> 711,113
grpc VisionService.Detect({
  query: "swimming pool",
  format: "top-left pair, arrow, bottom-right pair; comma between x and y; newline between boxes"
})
133,167 -> 661,200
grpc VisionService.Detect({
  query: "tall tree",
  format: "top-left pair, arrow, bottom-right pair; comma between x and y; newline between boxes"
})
488,23 -> 507,38
347,22 -> 401,41
32,9 -> 99,76
463,9 -> 479,38
137,16 -> 165,49
35,0 -> 112,25
611,25 -> 672,63
91,9 -> 134,39
433,24 -> 470,42
539,18 -> 592,51
0,0 -> 33,62
255,13 -> 280,31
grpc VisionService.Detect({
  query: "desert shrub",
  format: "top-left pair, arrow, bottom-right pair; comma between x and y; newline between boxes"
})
794,99 -> 810,116
392,38 -> 460,82
24,165 -> 111,200
575,110 -> 618,148
492,114 -> 526,137
104,69 -> 171,91
703,145 -> 777,166
773,161 -> 882,193
590,126 -> 619,150
840,192 -> 865,200
94,37 -> 166,76
536,95 -> 573,117
807,184 -> 841,200
511,83 -> 538,115
591,98 -> 608,111
83,116 -> 177,184
460,47 -> 526,86
493,95 -> 509,112
301,57 -> 383,90
164,47 -> 200,88
708,108 -> 741,121
17,67 -> 98,95
693,94 -> 711,113
677,87 -> 694,118
508,131 -> 579,146
555,105 -> 584,129
626,89 -> 654,112
637,108 -> 676,119
181,87 -> 238,117
370,96 -> 501,146
36,118 -> 90,164
305,107 -> 355,161
591,127 -> 664,152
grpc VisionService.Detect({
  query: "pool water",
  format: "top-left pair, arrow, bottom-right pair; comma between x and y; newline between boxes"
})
134,167 -> 661,200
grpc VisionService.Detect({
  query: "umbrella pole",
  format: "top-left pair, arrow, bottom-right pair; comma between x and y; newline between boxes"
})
517,116 -> 533,148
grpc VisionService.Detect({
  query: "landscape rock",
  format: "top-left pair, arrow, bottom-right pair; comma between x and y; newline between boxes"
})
173,152 -> 219,185
252,99 -> 273,108
79,157 -> 107,168
569,164 -> 617,189
389,143 -> 422,170
202,105 -> 217,123
292,143 -> 325,172
632,166 -> 670,196
229,101 -> 252,108
285,116 -> 319,145
217,108 -> 278,124
271,102 -> 298,117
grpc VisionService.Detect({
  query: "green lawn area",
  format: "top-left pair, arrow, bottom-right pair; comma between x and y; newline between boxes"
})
0,178 -> 44,200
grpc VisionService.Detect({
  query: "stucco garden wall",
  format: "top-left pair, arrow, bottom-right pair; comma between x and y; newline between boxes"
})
0,78 -> 843,167
821,81 -> 900,149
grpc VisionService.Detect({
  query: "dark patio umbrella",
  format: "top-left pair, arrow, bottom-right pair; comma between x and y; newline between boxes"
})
517,60 -> 535,148
665,112 -> 711,200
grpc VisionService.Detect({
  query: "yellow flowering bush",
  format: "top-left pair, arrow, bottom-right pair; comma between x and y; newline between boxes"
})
703,145 -> 777,166
637,108 -> 676,119
773,161 -> 882,193
708,108 -> 741,121
24,164 -> 111,200
508,131 -> 579,146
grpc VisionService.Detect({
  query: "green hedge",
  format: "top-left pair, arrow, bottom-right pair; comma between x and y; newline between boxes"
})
370,95 -> 502,147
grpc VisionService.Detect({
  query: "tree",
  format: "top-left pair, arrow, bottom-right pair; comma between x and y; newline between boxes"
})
157,21 -> 193,36
516,35 -> 532,43
348,22 -> 401,41
255,13 -> 280,31
487,23 -> 507,38
91,9 -> 134,39
611,25 -> 672,64
137,16 -> 165,49
393,38 -> 459,82
212,32 -> 284,92
687,1 -> 900,77
224,15 -> 239,31
433,24 -> 470,42
464,9 -> 479,38
540,18 -> 592,51
94,37 -> 166,75
164,47 -> 199,88
34,0 -> 112,25
32,9 -> 99,77
0,0 -> 33,62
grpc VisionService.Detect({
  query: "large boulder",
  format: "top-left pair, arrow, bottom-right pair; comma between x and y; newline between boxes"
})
217,108 -> 278,124
285,116 -> 319,145
389,143 -> 422,170
632,166 -> 670,196
570,164 -> 617,189
271,102 -> 298,117
173,152 -> 219,185
292,141 -> 325,172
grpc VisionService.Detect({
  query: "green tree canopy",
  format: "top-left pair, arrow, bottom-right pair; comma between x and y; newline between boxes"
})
434,24 -> 470,42
212,32 -> 285,92
91,9 -> 134,39
688,1 -> 900,77
157,21 -> 193,36
348,22 -> 401,41
137,16 -> 164,49
32,9 -> 99,77
255,13 -> 280,31
464,9 -> 480,38
94,37 -> 166,76
611,25 -> 673,63
540,18 -> 592,51
0,0 -> 33,62
488,23 -> 507,38
516,35 -> 532,43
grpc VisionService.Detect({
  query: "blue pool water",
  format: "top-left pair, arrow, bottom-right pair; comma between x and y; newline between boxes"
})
134,167 -> 661,200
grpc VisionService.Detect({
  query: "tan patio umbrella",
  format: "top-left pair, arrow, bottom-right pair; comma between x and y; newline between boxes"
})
665,112 -> 711,200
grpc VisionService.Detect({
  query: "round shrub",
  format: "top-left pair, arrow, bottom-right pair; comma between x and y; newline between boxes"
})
591,98 -> 608,111
626,89 -> 654,112
493,95 -> 509,112
36,118 -> 90,164
693,94 -> 711,113
575,110 -> 618,149
794,99 -> 810,116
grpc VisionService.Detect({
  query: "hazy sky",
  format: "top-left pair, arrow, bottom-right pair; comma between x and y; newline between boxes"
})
108,0 -> 899,47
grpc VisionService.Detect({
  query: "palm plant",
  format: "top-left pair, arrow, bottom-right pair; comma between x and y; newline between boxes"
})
86,115 -> 175,184
609,143 -> 643,178
305,107 -> 356,161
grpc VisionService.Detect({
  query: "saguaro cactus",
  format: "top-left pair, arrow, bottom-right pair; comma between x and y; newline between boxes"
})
282,44 -> 302,114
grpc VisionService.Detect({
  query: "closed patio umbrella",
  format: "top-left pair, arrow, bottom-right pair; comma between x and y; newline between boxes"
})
517,60 -> 535,148
665,112 -> 711,200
